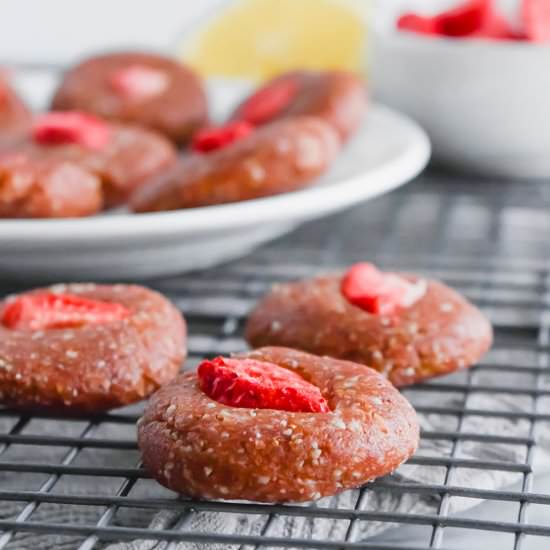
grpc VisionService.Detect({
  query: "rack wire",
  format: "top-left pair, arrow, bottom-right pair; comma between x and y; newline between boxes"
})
1,170 -> 550,549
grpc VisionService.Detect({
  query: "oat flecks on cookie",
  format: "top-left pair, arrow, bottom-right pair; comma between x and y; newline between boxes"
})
0,154 -> 103,218
131,116 -> 340,212
138,347 -> 419,503
0,283 -> 186,412
245,265 -> 493,387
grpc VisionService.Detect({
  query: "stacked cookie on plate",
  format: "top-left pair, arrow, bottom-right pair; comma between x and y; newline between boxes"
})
0,262 -> 492,503
0,51 -> 367,219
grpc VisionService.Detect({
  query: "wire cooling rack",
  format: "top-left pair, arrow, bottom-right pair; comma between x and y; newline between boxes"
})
1,170 -> 550,549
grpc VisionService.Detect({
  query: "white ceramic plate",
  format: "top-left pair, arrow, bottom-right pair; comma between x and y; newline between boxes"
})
0,76 -> 430,281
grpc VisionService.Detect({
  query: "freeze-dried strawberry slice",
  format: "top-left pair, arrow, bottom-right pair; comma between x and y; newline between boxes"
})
398,0 -> 502,39
435,0 -> 492,37
235,77 -> 298,125
471,8 -> 518,39
191,121 -> 254,153
109,65 -> 170,99
397,13 -> 440,35
341,263 -> 426,316
197,356 -> 329,413
1,292 -> 130,331
522,0 -> 550,42
32,112 -> 110,150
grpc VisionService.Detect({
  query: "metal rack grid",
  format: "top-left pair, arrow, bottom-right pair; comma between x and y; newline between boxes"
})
1,171 -> 550,549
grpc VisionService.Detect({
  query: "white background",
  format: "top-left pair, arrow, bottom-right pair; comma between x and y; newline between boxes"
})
0,0 -> 521,64
0,0 -> 211,64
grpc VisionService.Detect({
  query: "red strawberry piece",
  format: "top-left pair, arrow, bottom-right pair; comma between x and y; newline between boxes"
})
397,13 -> 441,35
522,0 -> 550,42
191,121 -> 254,153
435,0 -> 492,37
109,64 -> 170,99
236,76 -> 299,125
197,356 -> 330,413
341,263 -> 427,316
32,112 -> 110,150
1,292 -> 130,331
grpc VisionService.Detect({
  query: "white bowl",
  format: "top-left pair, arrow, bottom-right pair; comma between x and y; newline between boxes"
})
371,30 -> 550,179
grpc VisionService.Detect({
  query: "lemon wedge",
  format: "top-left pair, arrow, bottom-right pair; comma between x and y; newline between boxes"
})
180,0 -> 369,81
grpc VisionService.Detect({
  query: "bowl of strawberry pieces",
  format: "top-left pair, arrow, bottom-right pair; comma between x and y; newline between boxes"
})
371,0 -> 550,179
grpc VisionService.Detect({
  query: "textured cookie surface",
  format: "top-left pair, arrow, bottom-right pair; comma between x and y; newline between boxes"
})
51,52 -> 208,145
132,116 -> 339,212
246,275 -> 493,387
138,346 -> 419,503
0,284 -> 187,411
19,119 -> 177,207
0,154 -> 102,218
232,70 -> 367,141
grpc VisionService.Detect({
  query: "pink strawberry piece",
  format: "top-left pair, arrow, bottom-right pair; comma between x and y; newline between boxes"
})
397,13 -> 441,35
341,263 -> 426,316
109,64 -> 170,99
435,0 -> 492,37
1,292 -> 130,331
471,8 -> 519,40
191,121 -> 254,153
32,112 -> 110,150
197,356 -> 330,413
236,76 -> 299,125
522,0 -> 550,42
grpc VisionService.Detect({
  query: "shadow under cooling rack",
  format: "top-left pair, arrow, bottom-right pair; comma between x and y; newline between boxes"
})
0,172 -> 550,549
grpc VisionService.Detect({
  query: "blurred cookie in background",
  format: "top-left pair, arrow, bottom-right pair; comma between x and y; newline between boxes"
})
0,74 -> 32,150
231,70 -> 367,142
52,52 -> 208,146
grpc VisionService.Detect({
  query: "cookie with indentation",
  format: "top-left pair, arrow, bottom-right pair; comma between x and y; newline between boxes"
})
232,70 -> 367,142
246,263 -> 493,387
12,111 -> 177,207
138,346 -> 419,503
0,283 -> 186,411
51,52 -> 208,145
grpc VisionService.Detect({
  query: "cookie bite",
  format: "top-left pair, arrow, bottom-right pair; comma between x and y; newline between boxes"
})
0,152 -> 102,218
138,347 -> 419,503
0,284 -> 186,412
246,263 -> 493,387
131,116 -> 339,212
232,70 -> 367,142
51,52 -> 208,145
18,111 -> 177,207
0,75 -> 32,150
